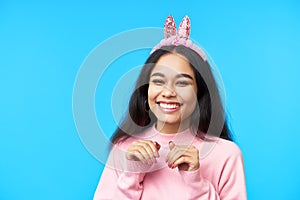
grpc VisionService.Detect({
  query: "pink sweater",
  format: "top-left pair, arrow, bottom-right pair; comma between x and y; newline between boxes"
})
94,125 -> 247,200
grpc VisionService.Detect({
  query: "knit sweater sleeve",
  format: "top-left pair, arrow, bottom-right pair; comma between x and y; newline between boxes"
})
179,169 -> 219,200
93,144 -> 148,200
179,144 -> 247,200
217,145 -> 247,199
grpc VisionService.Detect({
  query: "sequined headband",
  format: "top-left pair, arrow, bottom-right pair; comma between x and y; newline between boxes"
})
151,15 -> 207,61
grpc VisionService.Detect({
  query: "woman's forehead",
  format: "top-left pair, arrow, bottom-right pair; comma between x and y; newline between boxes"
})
151,53 -> 194,77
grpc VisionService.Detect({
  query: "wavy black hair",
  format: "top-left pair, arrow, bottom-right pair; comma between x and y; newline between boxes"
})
111,45 -> 233,144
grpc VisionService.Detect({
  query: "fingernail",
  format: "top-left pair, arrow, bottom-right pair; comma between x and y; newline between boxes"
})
155,141 -> 161,150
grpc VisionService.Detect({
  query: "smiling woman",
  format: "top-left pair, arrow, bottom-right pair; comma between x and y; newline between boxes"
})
93,16 -> 247,200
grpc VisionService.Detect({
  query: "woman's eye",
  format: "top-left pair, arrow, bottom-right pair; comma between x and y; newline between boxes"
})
176,81 -> 190,86
151,79 -> 164,85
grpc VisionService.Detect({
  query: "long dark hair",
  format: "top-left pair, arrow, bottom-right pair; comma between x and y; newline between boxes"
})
111,45 -> 233,144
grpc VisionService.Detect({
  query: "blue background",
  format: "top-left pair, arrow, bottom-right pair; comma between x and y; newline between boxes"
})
1,0 -> 300,199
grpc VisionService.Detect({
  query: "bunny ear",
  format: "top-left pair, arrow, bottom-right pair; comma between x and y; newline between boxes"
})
164,15 -> 176,38
178,15 -> 190,39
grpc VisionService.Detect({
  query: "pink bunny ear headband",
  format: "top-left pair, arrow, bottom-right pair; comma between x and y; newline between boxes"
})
151,15 -> 207,61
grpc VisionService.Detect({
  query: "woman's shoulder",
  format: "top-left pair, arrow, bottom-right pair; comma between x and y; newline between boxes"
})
215,138 -> 242,157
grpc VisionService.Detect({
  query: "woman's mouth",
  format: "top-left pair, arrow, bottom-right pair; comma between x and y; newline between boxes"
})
156,101 -> 182,112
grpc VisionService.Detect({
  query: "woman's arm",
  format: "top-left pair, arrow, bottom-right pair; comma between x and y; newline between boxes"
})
168,141 -> 247,200
93,145 -> 146,200
216,146 -> 247,200
180,146 -> 247,199
93,166 -> 145,200
94,140 -> 160,200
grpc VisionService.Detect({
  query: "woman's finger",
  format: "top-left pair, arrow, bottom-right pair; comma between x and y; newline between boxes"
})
171,155 -> 189,168
166,145 -> 200,171
172,155 -> 199,171
167,145 -> 189,164
126,140 -> 161,165
139,140 -> 159,158
126,150 -> 147,163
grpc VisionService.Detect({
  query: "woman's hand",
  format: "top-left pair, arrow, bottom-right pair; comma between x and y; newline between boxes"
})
126,140 -> 161,165
166,141 -> 200,171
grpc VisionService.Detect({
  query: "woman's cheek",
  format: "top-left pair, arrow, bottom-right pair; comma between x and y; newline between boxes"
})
148,86 -> 160,107
148,85 -> 161,96
177,88 -> 197,100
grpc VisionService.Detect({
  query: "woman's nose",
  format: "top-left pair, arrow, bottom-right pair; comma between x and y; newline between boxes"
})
161,86 -> 176,97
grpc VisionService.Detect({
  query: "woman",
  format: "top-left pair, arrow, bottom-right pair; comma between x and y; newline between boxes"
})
94,16 -> 247,200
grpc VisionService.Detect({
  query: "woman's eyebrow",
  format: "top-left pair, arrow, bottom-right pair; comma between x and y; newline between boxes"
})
176,73 -> 194,80
151,72 -> 194,80
151,72 -> 165,77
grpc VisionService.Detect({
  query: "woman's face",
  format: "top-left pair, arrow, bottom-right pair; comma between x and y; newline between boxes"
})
148,53 -> 198,133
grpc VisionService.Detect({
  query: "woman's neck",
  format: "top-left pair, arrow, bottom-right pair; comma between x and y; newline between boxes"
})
156,120 -> 190,134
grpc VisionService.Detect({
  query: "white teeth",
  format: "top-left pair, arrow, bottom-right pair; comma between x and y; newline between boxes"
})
159,103 -> 180,109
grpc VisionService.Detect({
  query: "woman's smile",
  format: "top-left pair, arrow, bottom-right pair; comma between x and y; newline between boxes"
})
156,101 -> 183,113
